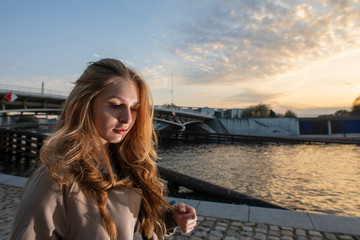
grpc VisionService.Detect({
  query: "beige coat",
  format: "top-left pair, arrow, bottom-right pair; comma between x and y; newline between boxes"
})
11,166 -> 172,240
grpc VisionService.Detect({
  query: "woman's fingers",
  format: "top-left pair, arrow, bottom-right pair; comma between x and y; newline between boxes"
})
174,203 -> 198,233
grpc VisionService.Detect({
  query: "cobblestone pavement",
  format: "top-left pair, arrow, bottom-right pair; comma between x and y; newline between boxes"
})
1,184 -> 359,240
166,216 -> 360,240
0,184 -> 22,240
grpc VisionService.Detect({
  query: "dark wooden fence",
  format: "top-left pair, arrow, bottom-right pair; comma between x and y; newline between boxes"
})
0,128 -> 46,158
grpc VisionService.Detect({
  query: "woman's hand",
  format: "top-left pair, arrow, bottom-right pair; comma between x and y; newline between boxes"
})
173,203 -> 198,233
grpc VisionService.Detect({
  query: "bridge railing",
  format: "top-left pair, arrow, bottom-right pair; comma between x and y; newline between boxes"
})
155,105 -> 215,118
0,83 -> 68,98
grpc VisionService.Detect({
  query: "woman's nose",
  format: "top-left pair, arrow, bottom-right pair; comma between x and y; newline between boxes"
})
118,108 -> 131,124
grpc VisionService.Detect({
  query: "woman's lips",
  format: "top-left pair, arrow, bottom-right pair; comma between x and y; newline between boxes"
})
113,128 -> 127,135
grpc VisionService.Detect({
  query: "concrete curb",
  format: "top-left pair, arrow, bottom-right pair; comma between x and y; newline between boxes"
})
2,173 -> 359,235
0,173 -> 28,188
165,196 -> 360,235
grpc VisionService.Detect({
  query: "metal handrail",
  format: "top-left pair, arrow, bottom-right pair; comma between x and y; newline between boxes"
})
0,83 -> 69,98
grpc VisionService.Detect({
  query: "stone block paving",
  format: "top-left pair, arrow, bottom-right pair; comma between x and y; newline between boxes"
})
1,183 -> 359,240
165,216 -> 360,240
0,184 -> 22,240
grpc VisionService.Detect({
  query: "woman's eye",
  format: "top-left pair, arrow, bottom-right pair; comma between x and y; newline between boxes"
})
110,104 -> 137,112
111,104 -> 121,108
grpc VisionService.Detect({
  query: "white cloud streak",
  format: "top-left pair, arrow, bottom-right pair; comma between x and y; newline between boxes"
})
93,53 -> 103,58
226,88 -> 284,105
167,0 -> 360,85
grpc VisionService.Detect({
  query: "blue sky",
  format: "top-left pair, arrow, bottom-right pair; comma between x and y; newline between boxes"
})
1,0 -> 360,116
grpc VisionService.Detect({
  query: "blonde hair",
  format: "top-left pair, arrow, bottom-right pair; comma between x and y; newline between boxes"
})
40,58 -> 168,239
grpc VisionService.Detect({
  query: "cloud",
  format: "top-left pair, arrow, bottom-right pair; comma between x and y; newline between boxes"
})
167,0 -> 360,85
225,88 -> 284,105
140,65 -> 169,88
125,60 -> 135,66
93,53 -> 103,58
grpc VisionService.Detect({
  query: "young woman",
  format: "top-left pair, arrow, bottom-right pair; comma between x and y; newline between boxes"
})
11,58 -> 197,239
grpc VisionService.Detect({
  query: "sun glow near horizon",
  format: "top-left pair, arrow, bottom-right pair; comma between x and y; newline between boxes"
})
153,49 -> 360,117
1,0 -> 360,117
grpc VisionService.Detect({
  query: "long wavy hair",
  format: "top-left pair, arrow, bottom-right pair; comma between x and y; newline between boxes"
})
40,58 -> 169,239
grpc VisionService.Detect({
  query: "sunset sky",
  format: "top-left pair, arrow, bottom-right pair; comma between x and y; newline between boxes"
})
1,0 -> 359,117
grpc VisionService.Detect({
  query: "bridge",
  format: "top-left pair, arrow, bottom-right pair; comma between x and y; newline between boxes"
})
0,83 -> 67,111
0,84 -> 217,132
154,106 -> 215,132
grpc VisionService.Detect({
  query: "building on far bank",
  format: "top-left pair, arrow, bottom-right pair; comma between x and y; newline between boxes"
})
223,108 -> 244,118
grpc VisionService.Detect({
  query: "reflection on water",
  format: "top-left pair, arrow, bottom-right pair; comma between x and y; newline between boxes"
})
157,142 -> 360,218
0,154 -> 38,177
1,142 -> 359,217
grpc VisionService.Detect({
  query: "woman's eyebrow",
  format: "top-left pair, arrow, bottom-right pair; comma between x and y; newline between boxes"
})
106,96 -> 139,105
106,96 -> 123,101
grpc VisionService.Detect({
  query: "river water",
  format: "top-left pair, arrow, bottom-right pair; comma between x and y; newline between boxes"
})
157,142 -> 360,218
1,141 -> 359,218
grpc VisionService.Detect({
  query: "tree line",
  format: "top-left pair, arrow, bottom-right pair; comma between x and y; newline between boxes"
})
241,95 -> 360,119
320,95 -> 360,117
240,104 -> 297,118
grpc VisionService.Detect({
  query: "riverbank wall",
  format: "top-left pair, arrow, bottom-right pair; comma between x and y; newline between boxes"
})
208,117 -> 360,138
217,118 -> 299,136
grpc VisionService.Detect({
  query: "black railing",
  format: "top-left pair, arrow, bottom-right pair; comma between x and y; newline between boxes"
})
157,130 -> 360,145
158,166 -> 286,209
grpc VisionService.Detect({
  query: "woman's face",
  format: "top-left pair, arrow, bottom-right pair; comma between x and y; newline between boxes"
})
92,77 -> 140,145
